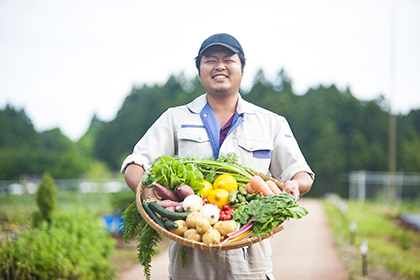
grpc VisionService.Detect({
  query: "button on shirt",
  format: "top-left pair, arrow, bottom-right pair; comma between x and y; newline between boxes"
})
121,93 -> 314,280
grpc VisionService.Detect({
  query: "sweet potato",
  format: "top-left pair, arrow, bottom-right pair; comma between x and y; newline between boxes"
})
176,184 -> 194,200
153,182 -> 180,201
156,200 -> 183,208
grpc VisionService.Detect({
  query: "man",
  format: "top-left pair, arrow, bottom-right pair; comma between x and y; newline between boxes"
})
121,33 -> 314,280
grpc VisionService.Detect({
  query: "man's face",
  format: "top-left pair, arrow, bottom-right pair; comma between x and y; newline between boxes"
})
199,46 -> 243,97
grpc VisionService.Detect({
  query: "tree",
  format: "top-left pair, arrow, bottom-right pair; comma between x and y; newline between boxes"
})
34,173 -> 57,225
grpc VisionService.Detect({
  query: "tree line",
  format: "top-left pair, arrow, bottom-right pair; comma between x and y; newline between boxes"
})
1,70 -> 419,196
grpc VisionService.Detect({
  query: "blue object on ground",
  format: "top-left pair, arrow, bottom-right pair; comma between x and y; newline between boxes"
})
400,213 -> 420,231
102,213 -> 125,234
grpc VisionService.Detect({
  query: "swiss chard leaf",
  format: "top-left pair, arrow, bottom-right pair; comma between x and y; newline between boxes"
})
233,193 -> 309,237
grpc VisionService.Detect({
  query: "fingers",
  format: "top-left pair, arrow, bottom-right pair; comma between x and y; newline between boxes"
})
282,180 -> 300,201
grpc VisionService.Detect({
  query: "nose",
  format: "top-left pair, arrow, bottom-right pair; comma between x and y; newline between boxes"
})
215,60 -> 226,71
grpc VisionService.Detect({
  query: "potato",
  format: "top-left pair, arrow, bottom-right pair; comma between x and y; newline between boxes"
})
196,218 -> 211,234
202,228 -> 221,244
219,220 -> 237,237
213,221 -> 223,232
169,220 -> 188,236
186,212 -> 202,229
183,228 -> 201,242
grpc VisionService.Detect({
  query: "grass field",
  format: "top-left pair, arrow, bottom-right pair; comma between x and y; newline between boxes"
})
0,191 -> 115,229
324,198 -> 420,280
4,191 -> 420,278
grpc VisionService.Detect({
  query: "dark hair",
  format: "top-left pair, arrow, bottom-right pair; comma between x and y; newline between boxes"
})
194,52 -> 246,75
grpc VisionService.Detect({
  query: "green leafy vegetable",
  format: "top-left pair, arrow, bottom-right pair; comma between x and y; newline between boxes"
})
148,153 -> 255,192
233,193 -> 309,237
121,201 -> 161,280
136,219 -> 162,280
182,153 -> 255,188
180,245 -> 188,268
121,201 -> 142,243
150,156 -> 205,192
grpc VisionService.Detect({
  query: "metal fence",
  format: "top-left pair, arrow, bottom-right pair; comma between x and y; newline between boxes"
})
346,171 -> 420,203
0,177 -> 128,196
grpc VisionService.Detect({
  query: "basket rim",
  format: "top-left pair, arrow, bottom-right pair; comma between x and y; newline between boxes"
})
136,182 -> 285,251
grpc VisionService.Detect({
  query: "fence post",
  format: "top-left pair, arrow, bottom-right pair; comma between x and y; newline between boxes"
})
349,220 -> 357,245
357,171 -> 366,202
360,239 -> 368,276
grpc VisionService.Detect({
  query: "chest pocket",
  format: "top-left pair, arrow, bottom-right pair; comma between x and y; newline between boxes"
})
237,138 -> 273,173
176,128 -> 213,159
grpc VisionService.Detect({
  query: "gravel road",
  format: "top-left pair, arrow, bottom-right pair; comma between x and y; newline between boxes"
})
118,199 -> 348,280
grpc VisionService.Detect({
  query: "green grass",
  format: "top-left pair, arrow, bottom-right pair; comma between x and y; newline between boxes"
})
324,199 -> 420,280
0,191 -> 115,229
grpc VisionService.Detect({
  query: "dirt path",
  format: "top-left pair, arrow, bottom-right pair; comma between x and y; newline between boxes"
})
118,199 -> 348,280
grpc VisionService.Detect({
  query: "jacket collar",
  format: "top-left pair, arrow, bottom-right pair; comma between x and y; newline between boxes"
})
187,93 -> 256,115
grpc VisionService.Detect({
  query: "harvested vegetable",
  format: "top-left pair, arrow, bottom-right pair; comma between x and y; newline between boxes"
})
169,220 -> 188,236
245,182 -> 255,194
233,193 -> 309,237
183,229 -> 201,242
266,180 -> 281,195
176,184 -> 195,200
199,180 -> 213,198
156,200 -> 182,209
196,218 -> 211,234
183,195 -> 203,212
216,220 -> 237,236
202,228 -> 221,244
153,182 -> 180,201
199,204 -> 220,225
186,212 -> 203,229
249,176 -> 274,196
150,156 -> 205,192
207,189 -> 230,209
213,174 -> 238,192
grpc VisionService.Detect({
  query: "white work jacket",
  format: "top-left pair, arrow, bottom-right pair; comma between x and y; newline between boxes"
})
121,93 -> 314,280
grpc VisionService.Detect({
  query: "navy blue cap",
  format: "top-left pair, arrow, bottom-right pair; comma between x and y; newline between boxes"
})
198,33 -> 244,56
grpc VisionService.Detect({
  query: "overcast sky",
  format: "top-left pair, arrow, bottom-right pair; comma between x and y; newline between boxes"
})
1,0 -> 419,141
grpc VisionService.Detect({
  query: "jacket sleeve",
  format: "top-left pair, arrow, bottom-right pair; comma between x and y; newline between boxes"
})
270,117 -> 314,182
120,109 -> 175,174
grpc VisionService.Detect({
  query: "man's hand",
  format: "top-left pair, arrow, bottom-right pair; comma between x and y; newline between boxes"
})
281,172 -> 313,200
282,180 -> 301,200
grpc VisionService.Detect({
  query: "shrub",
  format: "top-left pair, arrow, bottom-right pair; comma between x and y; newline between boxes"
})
0,208 -> 116,279
35,173 -> 57,225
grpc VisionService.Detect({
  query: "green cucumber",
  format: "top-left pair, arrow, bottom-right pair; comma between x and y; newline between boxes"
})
164,219 -> 179,230
148,201 -> 190,221
142,201 -> 165,228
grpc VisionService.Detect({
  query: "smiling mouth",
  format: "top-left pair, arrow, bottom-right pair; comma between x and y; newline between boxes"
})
212,75 -> 228,79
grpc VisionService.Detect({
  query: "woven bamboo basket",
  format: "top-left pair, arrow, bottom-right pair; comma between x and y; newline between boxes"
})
136,171 -> 285,251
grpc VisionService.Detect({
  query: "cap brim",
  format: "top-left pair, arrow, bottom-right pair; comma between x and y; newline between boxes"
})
199,43 -> 240,55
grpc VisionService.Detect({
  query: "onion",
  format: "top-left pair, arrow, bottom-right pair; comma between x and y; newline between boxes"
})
182,195 -> 203,212
199,204 -> 220,225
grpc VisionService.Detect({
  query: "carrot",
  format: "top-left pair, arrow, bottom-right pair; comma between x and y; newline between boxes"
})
249,176 -> 274,196
245,182 -> 255,194
266,180 -> 281,195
